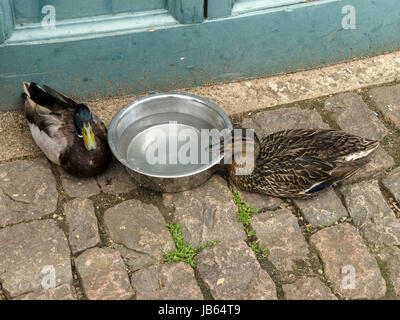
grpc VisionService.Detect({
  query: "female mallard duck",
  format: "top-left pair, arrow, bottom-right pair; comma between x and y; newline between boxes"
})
22,82 -> 111,178
211,128 -> 378,198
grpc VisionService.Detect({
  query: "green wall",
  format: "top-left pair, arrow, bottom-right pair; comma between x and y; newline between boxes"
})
0,0 -> 399,110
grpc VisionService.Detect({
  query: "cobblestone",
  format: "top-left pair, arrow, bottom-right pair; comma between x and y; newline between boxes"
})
369,84 -> 400,130
0,220 -> 72,298
310,223 -> 386,299
58,167 -> 100,198
104,199 -> 175,271
97,159 -> 137,195
382,167 -> 400,203
0,158 -> 58,227
282,278 -> 337,300
231,182 -> 283,211
75,247 -> 134,300
252,209 -> 309,272
15,283 -> 76,300
242,106 -> 329,138
163,175 -> 246,248
341,180 -> 400,246
378,246 -> 400,296
64,198 -> 101,254
131,262 -> 203,300
294,189 -> 348,227
194,240 -> 277,300
324,93 -> 388,141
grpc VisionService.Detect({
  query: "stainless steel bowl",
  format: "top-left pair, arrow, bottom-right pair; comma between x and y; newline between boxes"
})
108,92 -> 233,192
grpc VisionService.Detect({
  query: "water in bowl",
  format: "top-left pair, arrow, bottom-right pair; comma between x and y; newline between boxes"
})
119,113 -> 218,176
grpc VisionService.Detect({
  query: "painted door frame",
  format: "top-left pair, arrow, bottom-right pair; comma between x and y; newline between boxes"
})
0,0 -> 399,110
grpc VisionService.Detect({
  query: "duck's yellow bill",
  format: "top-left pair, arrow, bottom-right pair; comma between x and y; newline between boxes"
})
82,123 -> 97,151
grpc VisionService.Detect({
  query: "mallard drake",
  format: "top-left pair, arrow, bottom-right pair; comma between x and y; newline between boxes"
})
22,82 -> 111,178
211,128 -> 379,198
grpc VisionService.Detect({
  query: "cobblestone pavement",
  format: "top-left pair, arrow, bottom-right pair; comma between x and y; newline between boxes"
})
1,82 -> 400,300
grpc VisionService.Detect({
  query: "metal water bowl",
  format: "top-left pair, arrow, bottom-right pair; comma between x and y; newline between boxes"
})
107,92 -> 233,192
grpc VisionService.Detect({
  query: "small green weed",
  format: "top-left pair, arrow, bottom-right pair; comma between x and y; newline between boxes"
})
230,187 -> 269,259
249,242 -> 269,259
231,188 -> 258,236
163,222 -> 216,267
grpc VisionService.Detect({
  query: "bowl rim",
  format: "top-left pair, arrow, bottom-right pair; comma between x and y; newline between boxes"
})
107,92 -> 233,178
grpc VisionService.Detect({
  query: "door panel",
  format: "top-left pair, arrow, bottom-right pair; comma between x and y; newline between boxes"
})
13,0 -> 41,24
13,0 -> 168,25
111,0 -> 166,14
206,0 -> 307,19
234,0 -> 305,10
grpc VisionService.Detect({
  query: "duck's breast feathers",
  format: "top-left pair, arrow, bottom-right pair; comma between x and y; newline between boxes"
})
60,133 -> 111,178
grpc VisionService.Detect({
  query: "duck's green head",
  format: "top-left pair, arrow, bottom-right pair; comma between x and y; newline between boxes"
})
73,104 -> 97,151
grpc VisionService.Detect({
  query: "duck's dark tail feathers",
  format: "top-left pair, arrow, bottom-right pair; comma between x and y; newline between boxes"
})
23,82 -> 59,108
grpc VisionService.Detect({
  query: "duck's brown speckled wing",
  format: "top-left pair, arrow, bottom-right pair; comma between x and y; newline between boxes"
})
250,155 -> 359,198
259,129 -> 378,162
231,129 -> 378,198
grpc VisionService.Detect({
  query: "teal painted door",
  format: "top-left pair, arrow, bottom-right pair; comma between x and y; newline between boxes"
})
0,0 -> 399,110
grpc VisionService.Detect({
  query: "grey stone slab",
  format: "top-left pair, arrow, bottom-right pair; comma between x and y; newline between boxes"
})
378,246 -> 400,296
382,167 -> 400,203
252,209 -> 309,272
96,159 -> 137,195
64,198 -> 101,254
345,146 -> 394,183
324,93 -> 388,141
0,158 -> 58,227
104,199 -> 175,271
15,283 -> 75,300
131,262 -> 203,300
310,223 -> 386,299
231,182 -> 282,212
341,180 -> 400,246
369,84 -> 400,130
294,189 -> 348,227
283,278 -> 337,300
194,240 -> 277,300
242,106 -> 329,138
163,175 -> 246,248
58,167 -> 100,198
75,247 -> 133,300
0,220 -> 72,298
323,93 -> 394,182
